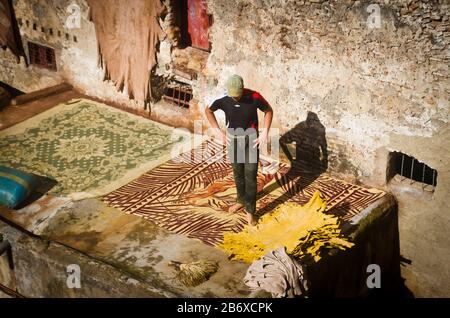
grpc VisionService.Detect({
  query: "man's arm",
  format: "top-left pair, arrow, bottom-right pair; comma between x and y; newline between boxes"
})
205,106 -> 228,145
261,105 -> 273,135
253,104 -> 273,148
205,106 -> 220,129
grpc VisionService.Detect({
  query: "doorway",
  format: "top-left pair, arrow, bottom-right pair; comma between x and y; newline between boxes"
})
176,0 -> 211,51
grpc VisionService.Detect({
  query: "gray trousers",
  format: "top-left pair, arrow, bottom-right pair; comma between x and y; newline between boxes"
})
228,134 -> 259,215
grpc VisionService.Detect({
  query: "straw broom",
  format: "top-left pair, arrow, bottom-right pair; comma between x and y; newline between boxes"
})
169,260 -> 219,287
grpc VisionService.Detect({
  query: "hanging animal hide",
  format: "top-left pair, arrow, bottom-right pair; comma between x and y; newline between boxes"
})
0,0 -> 24,61
87,0 -> 166,106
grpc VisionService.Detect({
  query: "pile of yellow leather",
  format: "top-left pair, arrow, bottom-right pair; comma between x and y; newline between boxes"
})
219,191 -> 354,263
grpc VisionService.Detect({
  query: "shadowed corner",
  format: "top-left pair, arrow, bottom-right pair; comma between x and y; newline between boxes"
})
14,175 -> 58,210
301,197 -> 410,298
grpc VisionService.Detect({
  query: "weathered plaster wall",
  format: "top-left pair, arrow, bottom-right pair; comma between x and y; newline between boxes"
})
0,0 -> 195,129
202,0 -> 449,181
387,127 -> 450,297
0,0 -> 128,102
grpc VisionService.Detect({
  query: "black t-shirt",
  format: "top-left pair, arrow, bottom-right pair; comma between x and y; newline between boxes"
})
209,89 -> 270,135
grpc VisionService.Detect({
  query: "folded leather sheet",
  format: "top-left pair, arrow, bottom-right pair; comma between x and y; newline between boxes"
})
87,0 -> 166,106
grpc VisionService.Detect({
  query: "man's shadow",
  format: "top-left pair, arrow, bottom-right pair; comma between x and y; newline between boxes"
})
257,111 -> 328,215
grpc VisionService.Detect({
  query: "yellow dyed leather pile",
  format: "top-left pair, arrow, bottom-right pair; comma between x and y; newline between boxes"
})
220,191 -> 354,263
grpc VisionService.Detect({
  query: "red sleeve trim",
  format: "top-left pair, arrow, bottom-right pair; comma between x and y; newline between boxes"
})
251,90 -> 270,108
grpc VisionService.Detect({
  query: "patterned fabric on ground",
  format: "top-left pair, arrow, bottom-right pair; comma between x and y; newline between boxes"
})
0,99 -> 184,199
244,247 -> 308,298
103,141 -> 387,246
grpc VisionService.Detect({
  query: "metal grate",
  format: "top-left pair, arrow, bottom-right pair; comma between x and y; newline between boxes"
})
28,41 -> 57,71
390,152 -> 437,191
163,81 -> 192,108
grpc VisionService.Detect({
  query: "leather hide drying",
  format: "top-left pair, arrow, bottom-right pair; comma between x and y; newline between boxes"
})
87,0 -> 166,105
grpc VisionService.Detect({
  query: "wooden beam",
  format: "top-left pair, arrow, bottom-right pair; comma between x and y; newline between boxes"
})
11,83 -> 73,106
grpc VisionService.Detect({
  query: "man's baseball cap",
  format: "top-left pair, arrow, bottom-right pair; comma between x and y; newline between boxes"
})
227,74 -> 244,98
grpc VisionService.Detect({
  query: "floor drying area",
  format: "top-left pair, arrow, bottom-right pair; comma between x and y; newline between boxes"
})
0,88 -> 399,297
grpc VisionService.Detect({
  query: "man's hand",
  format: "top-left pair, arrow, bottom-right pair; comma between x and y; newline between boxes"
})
212,128 -> 230,146
254,107 -> 273,149
253,131 -> 268,149
221,130 -> 231,146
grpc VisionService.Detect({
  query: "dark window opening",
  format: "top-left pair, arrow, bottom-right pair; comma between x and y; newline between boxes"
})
49,28 -> 53,35
41,26 -> 45,33
32,23 -> 37,30
65,33 -> 70,40
163,81 -> 192,108
173,0 -> 211,51
25,20 -> 29,27
73,35 -> 77,42
387,151 -> 437,191
28,42 -> 57,71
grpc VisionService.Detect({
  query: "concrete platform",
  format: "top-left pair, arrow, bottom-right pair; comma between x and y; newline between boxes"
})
0,193 -> 398,298
0,197 -> 250,297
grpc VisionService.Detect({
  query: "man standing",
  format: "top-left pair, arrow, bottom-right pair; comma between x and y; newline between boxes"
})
205,75 -> 273,226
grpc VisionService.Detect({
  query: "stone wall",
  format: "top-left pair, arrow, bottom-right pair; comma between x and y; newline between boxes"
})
202,0 -> 449,181
0,220 -> 174,297
2,0 -> 93,95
